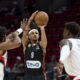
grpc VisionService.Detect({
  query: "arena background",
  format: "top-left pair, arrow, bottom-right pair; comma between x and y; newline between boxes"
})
0,0 -> 80,68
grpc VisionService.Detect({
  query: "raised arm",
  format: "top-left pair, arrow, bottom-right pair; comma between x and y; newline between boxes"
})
22,11 -> 38,48
39,26 -> 47,53
21,19 -> 30,48
39,26 -> 47,80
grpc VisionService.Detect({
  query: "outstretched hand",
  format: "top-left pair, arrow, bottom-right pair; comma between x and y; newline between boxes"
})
20,18 -> 29,31
21,10 -> 38,31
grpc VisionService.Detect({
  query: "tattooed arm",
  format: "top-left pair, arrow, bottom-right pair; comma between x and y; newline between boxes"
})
59,39 -> 72,49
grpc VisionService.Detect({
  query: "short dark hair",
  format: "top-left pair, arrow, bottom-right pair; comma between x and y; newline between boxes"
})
0,26 -> 7,42
65,22 -> 80,37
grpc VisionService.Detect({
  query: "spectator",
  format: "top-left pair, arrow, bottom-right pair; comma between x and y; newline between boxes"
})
12,56 -> 24,80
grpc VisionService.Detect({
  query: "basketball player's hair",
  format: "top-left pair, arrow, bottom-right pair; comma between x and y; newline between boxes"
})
65,22 -> 80,37
0,26 -> 7,43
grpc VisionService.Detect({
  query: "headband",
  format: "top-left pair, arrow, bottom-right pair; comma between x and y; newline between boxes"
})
28,29 -> 39,34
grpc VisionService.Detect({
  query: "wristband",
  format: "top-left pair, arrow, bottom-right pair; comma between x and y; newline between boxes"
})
16,28 -> 23,35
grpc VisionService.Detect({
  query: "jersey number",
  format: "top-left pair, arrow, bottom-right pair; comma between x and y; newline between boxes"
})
31,52 -> 34,58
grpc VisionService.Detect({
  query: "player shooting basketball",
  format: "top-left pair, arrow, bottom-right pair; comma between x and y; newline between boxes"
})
22,11 -> 49,80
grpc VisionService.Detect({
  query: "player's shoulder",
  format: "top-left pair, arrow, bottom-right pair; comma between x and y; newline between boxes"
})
59,39 -> 72,47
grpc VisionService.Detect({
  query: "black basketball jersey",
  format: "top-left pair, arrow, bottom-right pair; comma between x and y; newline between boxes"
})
24,42 -> 43,75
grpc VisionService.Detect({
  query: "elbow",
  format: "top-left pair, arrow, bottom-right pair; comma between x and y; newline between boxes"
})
43,41 -> 47,46
44,42 -> 47,47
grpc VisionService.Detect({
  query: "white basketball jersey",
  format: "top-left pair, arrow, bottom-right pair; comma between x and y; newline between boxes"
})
63,38 -> 80,76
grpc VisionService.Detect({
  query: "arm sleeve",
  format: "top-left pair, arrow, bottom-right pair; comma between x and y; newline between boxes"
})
59,45 -> 70,63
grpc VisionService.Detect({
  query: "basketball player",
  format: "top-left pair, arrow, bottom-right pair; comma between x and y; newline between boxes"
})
59,22 -> 80,80
22,11 -> 47,80
0,26 -> 23,80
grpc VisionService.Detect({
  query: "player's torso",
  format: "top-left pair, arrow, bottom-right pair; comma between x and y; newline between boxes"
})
24,42 -> 43,75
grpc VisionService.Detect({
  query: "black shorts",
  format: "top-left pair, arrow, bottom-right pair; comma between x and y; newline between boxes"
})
23,73 -> 45,80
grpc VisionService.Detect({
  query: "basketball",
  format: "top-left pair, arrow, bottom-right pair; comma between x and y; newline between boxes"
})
34,11 -> 49,26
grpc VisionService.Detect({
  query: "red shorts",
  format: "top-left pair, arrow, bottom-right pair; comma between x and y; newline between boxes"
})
69,75 -> 80,80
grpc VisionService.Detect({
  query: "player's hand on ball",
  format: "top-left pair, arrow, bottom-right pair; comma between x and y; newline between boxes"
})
34,11 -> 49,26
29,10 -> 39,22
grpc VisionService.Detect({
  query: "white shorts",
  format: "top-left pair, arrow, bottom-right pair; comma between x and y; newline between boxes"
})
0,63 -> 4,80
0,77 -> 4,80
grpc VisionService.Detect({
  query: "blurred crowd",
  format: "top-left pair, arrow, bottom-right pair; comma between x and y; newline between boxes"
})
3,56 -> 67,80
